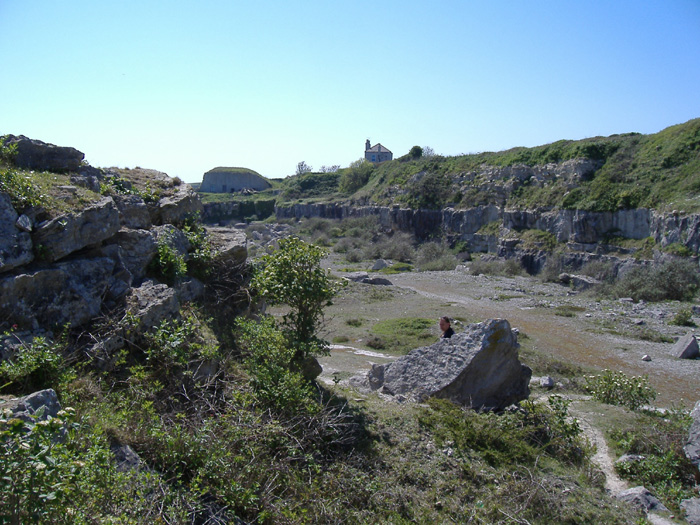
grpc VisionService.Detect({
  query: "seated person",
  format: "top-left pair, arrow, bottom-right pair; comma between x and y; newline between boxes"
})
439,316 -> 454,339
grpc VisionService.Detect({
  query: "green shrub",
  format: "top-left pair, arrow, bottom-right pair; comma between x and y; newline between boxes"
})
149,235 -> 187,284
416,242 -> 458,271
251,237 -> 344,357
670,308 -> 695,327
338,159 -> 374,193
0,336 -> 65,394
235,317 -> 317,414
584,369 -> 656,410
608,259 -> 700,302
181,215 -> 213,279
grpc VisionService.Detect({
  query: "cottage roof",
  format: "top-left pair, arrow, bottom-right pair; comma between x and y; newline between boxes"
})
366,143 -> 392,154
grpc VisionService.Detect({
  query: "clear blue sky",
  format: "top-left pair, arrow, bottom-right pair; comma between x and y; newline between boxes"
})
1,1 -> 699,183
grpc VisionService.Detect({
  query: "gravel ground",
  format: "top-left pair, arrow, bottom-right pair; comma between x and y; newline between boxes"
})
320,262 -> 700,409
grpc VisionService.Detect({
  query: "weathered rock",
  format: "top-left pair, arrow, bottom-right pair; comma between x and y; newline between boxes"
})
32,197 -> 120,262
125,280 -> 179,332
681,497 -> 700,525
615,486 -> 669,513
0,193 -> 33,272
372,259 -> 390,270
175,277 -> 205,303
295,356 -> 323,381
673,333 -> 700,359
107,228 -> 157,280
0,257 -> 115,330
113,193 -> 152,229
364,277 -> 393,286
16,214 -> 32,233
2,135 -> 84,172
570,274 -> 601,291
150,185 -> 203,226
540,376 -> 555,389
206,227 -> 248,266
344,272 -> 370,283
111,442 -> 145,472
684,400 -> 700,473
352,319 -> 531,410
1,389 -> 62,423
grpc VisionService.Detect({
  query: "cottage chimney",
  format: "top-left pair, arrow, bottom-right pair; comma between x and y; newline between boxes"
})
365,139 -> 370,151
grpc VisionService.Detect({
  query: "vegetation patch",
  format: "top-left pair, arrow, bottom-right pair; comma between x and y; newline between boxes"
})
371,317 -> 436,354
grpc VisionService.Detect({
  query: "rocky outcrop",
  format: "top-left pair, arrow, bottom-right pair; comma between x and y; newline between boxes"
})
149,185 -> 203,226
351,319 -> 531,410
682,498 -> 700,525
0,257 -> 115,330
684,400 -> 700,474
276,201 -> 700,256
206,227 -> 248,267
2,135 -> 84,172
32,197 -> 120,262
0,193 -> 33,272
113,194 -> 152,229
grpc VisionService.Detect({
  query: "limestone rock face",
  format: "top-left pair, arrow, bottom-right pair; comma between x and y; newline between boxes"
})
107,228 -> 157,280
113,194 -> 152,229
1,389 -> 63,423
125,280 -> 179,332
0,257 -> 115,330
2,135 -> 84,172
32,197 -> 120,262
0,193 -> 33,273
354,319 -> 531,410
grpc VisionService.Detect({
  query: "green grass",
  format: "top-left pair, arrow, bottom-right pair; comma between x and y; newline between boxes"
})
275,118 -> 700,214
370,317 -> 437,354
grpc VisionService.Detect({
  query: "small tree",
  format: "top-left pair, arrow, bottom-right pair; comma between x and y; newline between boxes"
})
339,158 -> 374,194
252,237 -> 343,357
409,145 -> 423,160
296,161 -> 312,176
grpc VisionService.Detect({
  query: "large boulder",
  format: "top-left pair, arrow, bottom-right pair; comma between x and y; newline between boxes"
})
0,192 -> 33,273
684,400 -> 700,474
32,197 -> 120,262
0,257 -> 115,330
352,319 -> 531,410
2,135 -> 84,173
673,333 -> 700,359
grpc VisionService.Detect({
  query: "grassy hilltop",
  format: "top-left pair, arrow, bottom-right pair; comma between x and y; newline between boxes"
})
279,118 -> 700,213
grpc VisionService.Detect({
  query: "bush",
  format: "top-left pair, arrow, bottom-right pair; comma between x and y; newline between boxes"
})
609,259 -> 700,302
235,317 -> 317,414
338,159 -> 374,194
251,237 -> 344,356
0,168 -> 46,210
149,235 -> 187,284
0,335 -> 65,394
416,242 -> 458,271
670,308 -> 695,327
584,369 -> 656,410
469,257 -> 525,277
